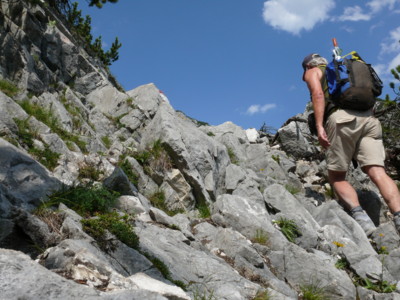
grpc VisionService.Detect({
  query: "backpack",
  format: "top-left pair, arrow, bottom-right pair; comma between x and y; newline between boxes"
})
325,51 -> 383,111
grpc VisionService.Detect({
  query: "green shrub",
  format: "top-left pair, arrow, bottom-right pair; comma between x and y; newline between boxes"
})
81,211 -> 139,251
17,100 -> 87,153
29,146 -> 61,171
273,217 -> 301,243
19,100 -> 58,129
46,183 -> 119,216
134,150 -> 151,166
0,79 -> 19,97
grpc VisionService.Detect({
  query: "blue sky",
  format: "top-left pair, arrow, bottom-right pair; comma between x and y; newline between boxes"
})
75,0 -> 400,131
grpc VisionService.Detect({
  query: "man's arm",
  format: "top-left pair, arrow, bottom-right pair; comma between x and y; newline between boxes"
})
304,67 -> 331,148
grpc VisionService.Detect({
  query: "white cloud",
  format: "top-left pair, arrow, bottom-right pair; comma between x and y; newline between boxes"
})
367,0 -> 399,14
246,104 -> 277,115
262,0 -> 335,35
380,26 -> 400,54
373,64 -> 387,80
338,6 -> 371,21
376,27 -> 400,82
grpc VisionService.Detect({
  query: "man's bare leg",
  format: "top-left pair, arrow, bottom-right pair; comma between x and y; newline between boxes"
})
328,169 -> 376,236
328,170 -> 360,209
363,165 -> 400,232
363,165 -> 400,213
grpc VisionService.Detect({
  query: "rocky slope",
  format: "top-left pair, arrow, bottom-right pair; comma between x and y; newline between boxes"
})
1,1 -> 400,299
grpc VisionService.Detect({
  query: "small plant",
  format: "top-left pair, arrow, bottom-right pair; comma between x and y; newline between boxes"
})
284,184 -> 300,195
126,97 -> 136,108
374,233 -> 389,255
148,190 -> 184,216
29,145 -> 61,171
196,199 -> 211,219
252,229 -> 269,245
34,207 -> 63,235
134,140 -> 173,174
359,277 -> 397,294
77,164 -> 103,181
142,252 -> 187,290
14,117 -> 60,170
60,95 -> 83,129
227,147 -> 239,165
193,289 -> 217,300
0,79 -> 19,97
273,217 -> 301,243
335,257 -> 349,270
149,139 -> 173,172
47,19 -> 57,28
299,279 -> 330,300
271,154 -> 280,164
101,136 -> 112,148
109,112 -> 128,128
81,211 -> 139,252
167,224 -> 181,230
134,150 -> 151,166
118,135 -> 127,142
377,246 -> 389,255
14,117 -> 37,148
207,132 -> 215,137
324,185 -> 335,199
252,290 -> 272,300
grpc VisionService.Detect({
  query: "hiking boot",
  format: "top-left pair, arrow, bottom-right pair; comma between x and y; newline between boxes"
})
352,210 -> 376,237
393,214 -> 400,234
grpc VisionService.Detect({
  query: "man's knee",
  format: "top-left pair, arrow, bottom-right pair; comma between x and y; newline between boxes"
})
328,170 -> 347,183
363,165 -> 387,182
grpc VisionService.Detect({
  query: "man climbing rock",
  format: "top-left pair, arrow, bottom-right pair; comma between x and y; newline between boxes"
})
302,53 -> 400,236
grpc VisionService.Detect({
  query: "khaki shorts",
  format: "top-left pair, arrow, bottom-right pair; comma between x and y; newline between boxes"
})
325,109 -> 385,171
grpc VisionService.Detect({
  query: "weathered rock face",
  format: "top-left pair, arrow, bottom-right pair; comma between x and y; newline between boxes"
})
1,1 -> 400,300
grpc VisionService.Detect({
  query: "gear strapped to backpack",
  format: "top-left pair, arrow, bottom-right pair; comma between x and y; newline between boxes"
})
325,51 -> 383,111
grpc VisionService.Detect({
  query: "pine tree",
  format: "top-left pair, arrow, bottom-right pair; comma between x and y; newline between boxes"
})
105,37 -> 122,64
89,0 -> 119,9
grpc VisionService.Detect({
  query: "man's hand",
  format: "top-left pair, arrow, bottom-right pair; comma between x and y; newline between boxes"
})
317,126 -> 330,149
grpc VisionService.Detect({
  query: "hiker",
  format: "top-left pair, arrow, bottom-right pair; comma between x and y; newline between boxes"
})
302,53 -> 400,236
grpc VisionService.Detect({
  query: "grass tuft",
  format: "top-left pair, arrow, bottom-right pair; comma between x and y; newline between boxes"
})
81,211 -> 139,251
273,217 -> 301,243
0,79 -> 19,97
45,183 -> 119,216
